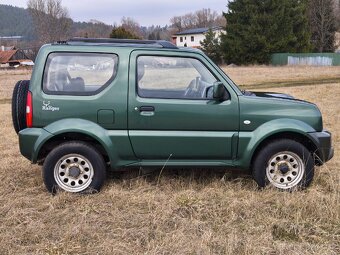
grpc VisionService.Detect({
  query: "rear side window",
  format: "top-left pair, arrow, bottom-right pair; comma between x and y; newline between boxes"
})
43,53 -> 118,95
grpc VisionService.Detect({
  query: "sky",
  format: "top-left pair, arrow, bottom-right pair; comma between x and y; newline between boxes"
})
0,0 -> 228,26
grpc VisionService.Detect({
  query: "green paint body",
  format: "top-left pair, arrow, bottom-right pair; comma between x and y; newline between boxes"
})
19,44 -> 333,170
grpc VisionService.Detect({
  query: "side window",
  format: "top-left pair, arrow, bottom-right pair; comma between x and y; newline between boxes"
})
137,56 -> 218,99
43,53 -> 118,95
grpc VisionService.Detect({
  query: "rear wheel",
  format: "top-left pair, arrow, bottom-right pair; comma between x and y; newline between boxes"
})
12,80 -> 30,134
252,139 -> 314,190
43,142 -> 106,194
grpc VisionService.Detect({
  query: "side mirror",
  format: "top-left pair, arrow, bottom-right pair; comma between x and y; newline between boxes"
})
213,82 -> 224,99
210,82 -> 228,101
205,82 -> 229,101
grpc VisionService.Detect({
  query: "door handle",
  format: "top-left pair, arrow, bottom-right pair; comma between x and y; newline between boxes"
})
138,106 -> 155,116
139,106 -> 155,112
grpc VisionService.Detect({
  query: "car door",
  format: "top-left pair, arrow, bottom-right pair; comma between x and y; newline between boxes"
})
128,50 -> 239,160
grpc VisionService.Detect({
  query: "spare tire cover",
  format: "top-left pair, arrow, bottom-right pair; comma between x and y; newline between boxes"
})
12,80 -> 30,134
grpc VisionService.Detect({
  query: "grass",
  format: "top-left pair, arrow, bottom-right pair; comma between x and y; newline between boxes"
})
0,66 -> 339,254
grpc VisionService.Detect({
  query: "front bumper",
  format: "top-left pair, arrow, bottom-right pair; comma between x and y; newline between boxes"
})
309,130 -> 334,164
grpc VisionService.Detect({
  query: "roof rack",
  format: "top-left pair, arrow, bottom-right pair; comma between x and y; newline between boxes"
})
61,38 -> 178,49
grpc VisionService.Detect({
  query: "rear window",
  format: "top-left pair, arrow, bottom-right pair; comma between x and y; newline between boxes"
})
43,53 -> 118,95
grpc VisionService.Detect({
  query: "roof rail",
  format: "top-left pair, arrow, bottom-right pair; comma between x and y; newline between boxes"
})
65,38 -> 178,49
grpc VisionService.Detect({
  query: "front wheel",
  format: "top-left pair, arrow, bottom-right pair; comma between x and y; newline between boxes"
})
43,142 -> 106,193
252,139 -> 314,190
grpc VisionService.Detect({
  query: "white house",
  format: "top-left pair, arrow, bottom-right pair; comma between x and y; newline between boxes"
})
172,26 -> 224,48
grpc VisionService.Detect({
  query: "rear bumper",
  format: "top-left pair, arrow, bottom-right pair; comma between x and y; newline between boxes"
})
19,128 -> 53,163
309,130 -> 334,164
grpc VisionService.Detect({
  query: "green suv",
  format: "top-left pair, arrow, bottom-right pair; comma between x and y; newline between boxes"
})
12,38 -> 333,193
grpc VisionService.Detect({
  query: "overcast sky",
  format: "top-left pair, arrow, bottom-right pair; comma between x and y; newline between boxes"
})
0,0 -> 228,26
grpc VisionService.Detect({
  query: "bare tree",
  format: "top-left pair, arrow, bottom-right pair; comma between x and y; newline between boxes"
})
334,0 -> 340,30
75,23 -> 113,39
170,8 -> 226,32
169,16 -> 183,31
181,13 -> 197,29
121,17 -> 142,38
27,0 -> 71,44
195,8 -> 225,28
308,0 -> 337,52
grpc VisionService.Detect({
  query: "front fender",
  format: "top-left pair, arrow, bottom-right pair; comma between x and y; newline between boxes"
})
235,118 -> 317,169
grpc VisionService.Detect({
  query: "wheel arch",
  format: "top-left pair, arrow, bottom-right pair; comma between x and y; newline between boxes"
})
37,132 -> 110,164
236,119 -> 321,170
250,131 -> 319,169
35,119 -> 119,167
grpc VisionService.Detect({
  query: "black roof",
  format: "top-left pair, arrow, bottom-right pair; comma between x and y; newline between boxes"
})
174,26 -> 223,36
54,38 -> 178,49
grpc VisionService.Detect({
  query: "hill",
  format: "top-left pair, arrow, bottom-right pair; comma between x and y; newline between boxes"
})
0,4 -> 35,39
0,4 -> 173,42
0,4 -> 113,40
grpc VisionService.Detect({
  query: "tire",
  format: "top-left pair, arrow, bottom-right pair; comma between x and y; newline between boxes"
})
252,139 -> 314,190
12,80 -> 30,134
43,142 -> 106,194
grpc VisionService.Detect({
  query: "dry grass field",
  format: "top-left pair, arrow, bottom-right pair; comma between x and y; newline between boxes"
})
0,66 -> 339,255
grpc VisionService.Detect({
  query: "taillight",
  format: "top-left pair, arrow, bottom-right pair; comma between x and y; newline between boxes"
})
26,91 -> 33,128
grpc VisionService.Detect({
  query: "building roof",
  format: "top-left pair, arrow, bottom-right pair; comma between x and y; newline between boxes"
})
8,59 -> 32,63
4,46 -> 15,51
0,36 -> 23,40
0,50 -> 17,64
174,26 -> 223,36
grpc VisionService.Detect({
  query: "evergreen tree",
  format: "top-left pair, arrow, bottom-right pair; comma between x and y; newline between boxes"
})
221,0 -> 311,64
109,26 -> 140,39
200,29 -> 222,64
